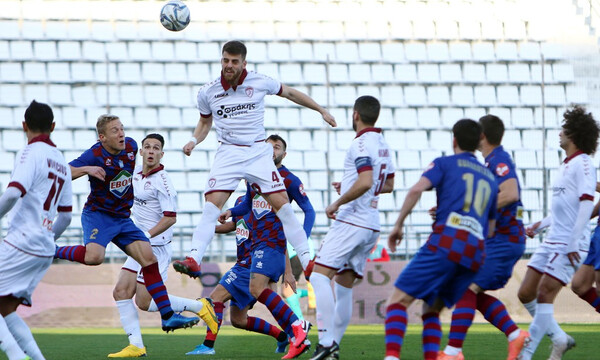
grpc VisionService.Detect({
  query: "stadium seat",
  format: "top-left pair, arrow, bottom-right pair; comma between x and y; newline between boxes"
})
118,63 -> 141,83
120,85 -> 145,107
486,64 -> 508,83
105,42 -> 128,61
459,19 -> 481,39
1,62 -> 23,83
462,63 -> 486,83
451,85 -> 474,106
495,41 -> 519,61
472,42 -> 495,62
349,64 -> 371,83
34,41 -> 58,61
395,64 -> 418,83
417,108 -> 441,129
508,63 -> 531,83
544,85 -> 567,106
520,85 -> 543,106
497,85 -> 520,106
427,42 -> 450,62
358,42 -> 382,62
440,108 -> 464,128
473,85 -> 497,106
405,43 -> 428,62
427,86 -> 451,106
268,42 -> 291,62
519,41 -> 541,61
382,42 -> 405,62
566,85 -> 587,104
404,86 -> 427,106
448,41 -> 472,61
82,41 -> 105,61
439,64 -> 462,83
417,64 -> 440,83
435,20 -> 459,40
512,108 -> 535,128
25,85 -> 48,104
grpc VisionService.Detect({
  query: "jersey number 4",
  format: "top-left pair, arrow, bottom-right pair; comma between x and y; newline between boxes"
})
462,173 -> 492,217
44,172 -> 65,211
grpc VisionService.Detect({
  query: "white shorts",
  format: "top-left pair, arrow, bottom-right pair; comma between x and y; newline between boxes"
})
315,220 -> 379,278
0,241 -> 52,306
122,243 -> 173,284
205,142 -> 285,195
527,242 -> 587,285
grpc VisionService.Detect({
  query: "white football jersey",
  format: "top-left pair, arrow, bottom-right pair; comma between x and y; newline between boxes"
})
196,70 -> 282,146
546,152 -> 596,250
131,165 -> 177,246
336,128 -> 395,231
5,136 -> 73,257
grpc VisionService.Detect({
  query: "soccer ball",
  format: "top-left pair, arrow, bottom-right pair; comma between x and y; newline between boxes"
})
160,1 -> 190,32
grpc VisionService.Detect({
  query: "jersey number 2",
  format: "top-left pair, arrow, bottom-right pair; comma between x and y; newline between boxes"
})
461,173 -> 492,217
44,172 -> 65,211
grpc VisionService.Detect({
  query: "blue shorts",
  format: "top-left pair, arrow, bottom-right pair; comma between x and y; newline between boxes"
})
395,245 -> 476,308
81,209 -> 147,252
474,235 -> 525,291
250,244 -> 285,283
584,225 -> 600,270
219,264 -> 256,310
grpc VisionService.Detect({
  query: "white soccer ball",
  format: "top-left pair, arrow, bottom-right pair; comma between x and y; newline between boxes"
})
160,1 -> 190,32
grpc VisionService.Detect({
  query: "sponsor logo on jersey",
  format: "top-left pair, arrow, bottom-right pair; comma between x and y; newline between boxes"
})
256,261 -> 263,269
110,170 -> 133,198
245,87 -> 254,97
216,103 -> 257,119
214,92 -> 228,99
252,194 -> 272,219
496,163 -> 509,177
235,219 -> 249,246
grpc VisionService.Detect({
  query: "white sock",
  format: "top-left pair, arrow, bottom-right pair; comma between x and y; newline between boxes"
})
546,316 -> 566,342
189,202 -> 221,263
333,282 -> 352,344
443,345 -> 462,356
116,300 -> 144,349
0,315 -> 27,360
148,295 -> 202,313
523,299 -> 537,317
4,312 -> 44,360
507,329 -> 521,342
310,272 -> 335,347
526,303 -> 555,357
276,203 -> 310,268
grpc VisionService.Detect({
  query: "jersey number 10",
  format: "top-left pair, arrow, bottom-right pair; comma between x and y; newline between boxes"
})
461,173 -> 492,217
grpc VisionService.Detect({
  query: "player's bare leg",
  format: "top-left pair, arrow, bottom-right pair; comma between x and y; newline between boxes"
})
518,268 -> 543,316
264,191 -> 312,270
174,191 -> 230,278
0,296 -> 43,360
126,240 -> 199,332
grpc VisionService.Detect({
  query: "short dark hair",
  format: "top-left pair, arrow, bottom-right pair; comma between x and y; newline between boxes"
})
453,118 -> 482,152
267,134 -> 287,151
479,114 -> 504,146
142,133 -> 165,149
222,40 -> 247,60
353,95 -> 380,125
562,105 -> 599,155
24,100 -> 54,133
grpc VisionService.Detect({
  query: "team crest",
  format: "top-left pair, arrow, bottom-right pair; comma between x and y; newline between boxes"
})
110,170 -> 132,198
144,181 -> 152,190
105,158 -> 112,166
208,178 -> 216,188
128,152 -> 135,161
252,194 -> 272,219
496,163 -> 509,177
245,87 -> 254,98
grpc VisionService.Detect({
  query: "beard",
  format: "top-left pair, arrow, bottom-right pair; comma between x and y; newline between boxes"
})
273,154 -> 284,166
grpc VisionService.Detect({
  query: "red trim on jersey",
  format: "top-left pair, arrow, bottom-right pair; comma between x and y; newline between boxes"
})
357,165 -> 373,173
337,268 -> 363,279
225,139 -> 266,147
201,113 -> 212,118
355,127 -> 382,138
204,189 -> 234,197
526,264 -> 544,275
28,134 -> 56,147
314,261 -> 340,271
122,267 -> 138,274
580,194 -> 594,201
335,219 -> 380,232
276,84 -> 283,96
220,69 -> 248,91
563,150 -> 584,164
139,164 -> 165,178
261,188 -> 286,195
4,240 -> 53,258
57,206 -> 72,212
544,272 -> 567,286
163,211 -> 176,217
387,173 -> 396,179
8,182 -> 26,197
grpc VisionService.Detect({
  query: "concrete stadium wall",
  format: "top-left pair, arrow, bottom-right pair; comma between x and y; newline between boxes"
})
18,260 -> 598,328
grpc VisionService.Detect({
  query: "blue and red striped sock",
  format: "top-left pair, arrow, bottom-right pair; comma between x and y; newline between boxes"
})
385,303 -> 407,359
448,289 -> 476,349
141,262 -> 173,320
257,288 -> 298,338
579,288 -> 600,313
203,302 -> 224,348
55,245 -> 86,264
422,312 -> 442,360
477,292 -> 519,337
246,316 -> 285,340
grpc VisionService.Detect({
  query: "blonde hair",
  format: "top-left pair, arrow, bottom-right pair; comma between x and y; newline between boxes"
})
96,114 -> 120,135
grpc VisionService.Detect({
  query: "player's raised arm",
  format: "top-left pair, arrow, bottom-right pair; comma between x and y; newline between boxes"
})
184,115 -> 213,156
278,84 -> 336,127
69,165 -> 105,181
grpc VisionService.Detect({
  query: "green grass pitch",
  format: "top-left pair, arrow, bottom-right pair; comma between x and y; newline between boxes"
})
1,324 -> 598,359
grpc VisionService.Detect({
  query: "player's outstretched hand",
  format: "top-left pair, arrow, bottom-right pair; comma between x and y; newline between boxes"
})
87,166 -> 106,181
183,141 -> 195,156
322,111 -> 336,127
428,206 -> 437,221
325,203 -> 339,219
331,182 -> 341,195
218,210 -> 232,224
388,225 -> 404,253
567,251 -> 581,267
525,221 -> 541,238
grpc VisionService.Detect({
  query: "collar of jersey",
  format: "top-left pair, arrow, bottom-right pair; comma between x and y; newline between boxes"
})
139,164 -> 164,178
484,145 -> 504,162
220,69 -> 248,91
563,150 -> 584,164
355,127 -> 382,138
28,134 -> 56,147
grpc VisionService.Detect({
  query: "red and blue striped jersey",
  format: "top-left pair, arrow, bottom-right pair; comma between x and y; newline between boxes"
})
484,145 -> 525,244
423,152 -> 498,271
70,137 -> 137,218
